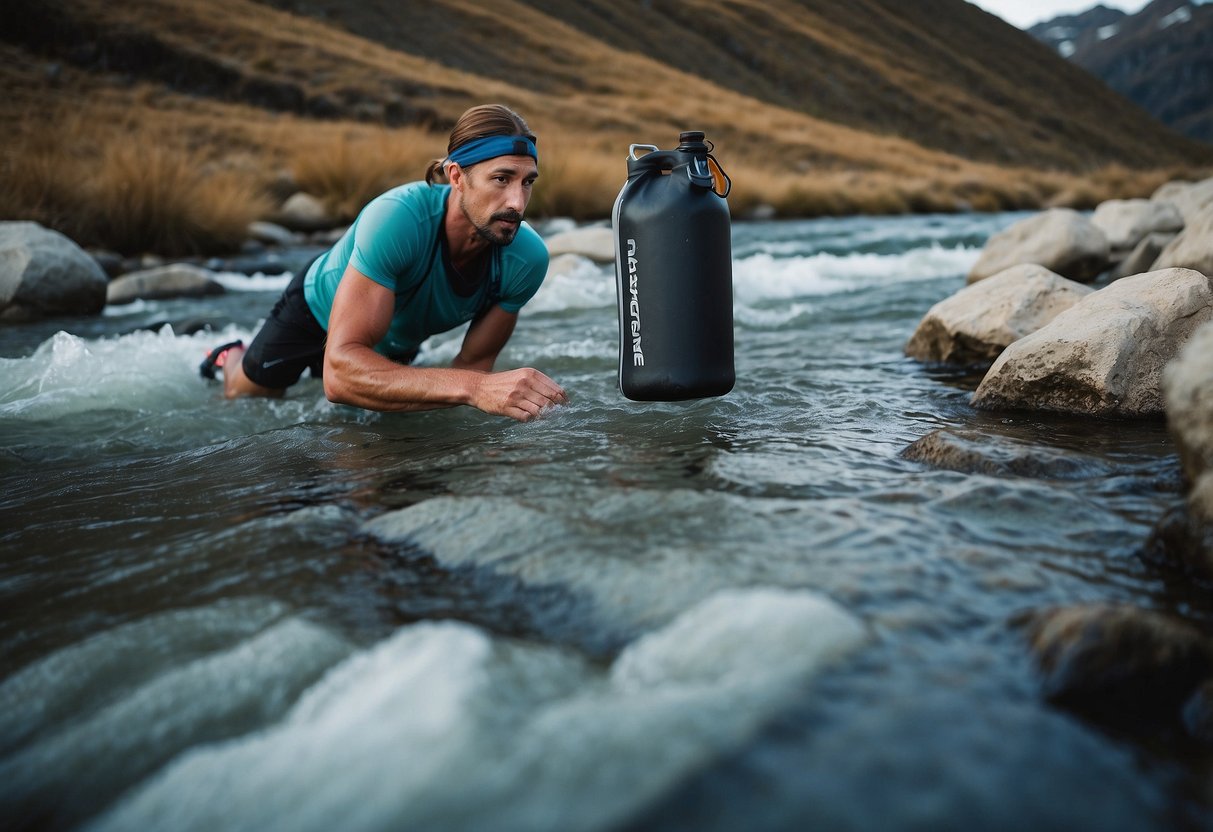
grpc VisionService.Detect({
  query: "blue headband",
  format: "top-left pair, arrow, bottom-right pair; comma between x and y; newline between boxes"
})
445,135 -> 538,169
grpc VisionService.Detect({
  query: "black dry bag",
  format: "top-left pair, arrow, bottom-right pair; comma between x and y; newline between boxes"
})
612,131 -> 735,402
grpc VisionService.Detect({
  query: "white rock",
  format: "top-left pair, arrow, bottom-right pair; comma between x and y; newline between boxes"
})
1153,205 -> 1213,277
972,268 -> 1213,417
543,226 -> 615,263
905,264 -> 1092,366
1091,198 -> 1183,253
967,208 -> 1110,284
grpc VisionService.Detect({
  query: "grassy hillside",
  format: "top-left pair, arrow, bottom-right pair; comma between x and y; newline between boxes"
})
2,0 -> 1211,255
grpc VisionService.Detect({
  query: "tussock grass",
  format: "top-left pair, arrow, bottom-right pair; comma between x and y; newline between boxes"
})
286,125 -> 439,221
528,133 -> 623,219
3,100 -> 1208,256
1,109 -> 272,256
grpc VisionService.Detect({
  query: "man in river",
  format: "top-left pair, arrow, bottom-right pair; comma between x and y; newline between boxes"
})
200,103 -> 567,422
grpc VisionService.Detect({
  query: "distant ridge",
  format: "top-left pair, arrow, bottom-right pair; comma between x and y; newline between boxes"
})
247,0 -> 1208,170
1030,0 -> 1213,143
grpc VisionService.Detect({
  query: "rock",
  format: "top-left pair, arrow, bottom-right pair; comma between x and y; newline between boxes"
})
900,428 -> 1108,478
247,220 -> 299,247
1153,204 -> 1213,277
905,264 -> 1092,367
89,249 -> 125,279
971,269 -> 1213,417
1153,177 -> 1213,224
202,254 -> 289,277
1142,503 -> 1213,581
1090,198 -> 1183,255
1165,320 -> 1213,490
1153,322 -> 1213,575
1183,680 -> 1213,743
105,264 -> 226,305
1019,604 -> 1213,726
967,208 -> 1110,284
273,192 -> 338,232
544,225 -> 614,264
0,222 -> 108,322
1108,232 -> 1176,281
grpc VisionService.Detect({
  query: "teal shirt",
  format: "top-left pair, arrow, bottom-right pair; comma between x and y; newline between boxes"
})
303,182 -> 548,360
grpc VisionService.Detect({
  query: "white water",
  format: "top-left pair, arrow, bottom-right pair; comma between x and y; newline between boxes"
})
89,589 -> 865,832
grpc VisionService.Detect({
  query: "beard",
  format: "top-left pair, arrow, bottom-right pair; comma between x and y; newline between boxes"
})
460,195 -> 523,246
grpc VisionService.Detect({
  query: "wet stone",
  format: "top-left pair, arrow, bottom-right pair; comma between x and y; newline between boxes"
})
900,428 -> 1108,479
1018,603 -> 1213,730
1141,503 -> 1213,583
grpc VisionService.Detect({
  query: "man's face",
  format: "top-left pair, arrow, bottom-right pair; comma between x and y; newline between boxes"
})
456,154 -> 538,246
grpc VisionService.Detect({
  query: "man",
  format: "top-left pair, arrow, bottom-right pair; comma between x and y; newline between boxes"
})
201,104 -> 567,422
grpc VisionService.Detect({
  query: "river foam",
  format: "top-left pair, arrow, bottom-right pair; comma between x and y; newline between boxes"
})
90,588 -> 866,832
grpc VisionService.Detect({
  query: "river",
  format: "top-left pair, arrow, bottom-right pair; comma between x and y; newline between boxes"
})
1,212 -> 1208,831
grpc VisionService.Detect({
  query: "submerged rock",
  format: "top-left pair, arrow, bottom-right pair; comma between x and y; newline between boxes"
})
106,264 -> 227,305
1090,198 -> 1183,256
971,269 -> 1213,417
905,264 -> 1091,367
900,428 -> 1107,479
1183,680 -> 1213,743
0,222 -> 108,322
1142,503 -> 1213,581
1019,604 -> 1213,728
967,208 -> 1110,284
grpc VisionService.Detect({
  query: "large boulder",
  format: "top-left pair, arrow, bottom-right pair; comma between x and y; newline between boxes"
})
543,226 -> 614,263
1153,177 -> 1213,224
971,268 -> 1213,417
0,222 -> 108,322
1153,204 -> 1213,277
905,264 -> 1092,366
105,264 -> 226,305
1090,198 -> 1183,254
1165,320 -> 1213,518
967,208 -> 1110,284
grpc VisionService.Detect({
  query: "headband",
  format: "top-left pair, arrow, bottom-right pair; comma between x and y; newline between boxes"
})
445,134 -> 538,169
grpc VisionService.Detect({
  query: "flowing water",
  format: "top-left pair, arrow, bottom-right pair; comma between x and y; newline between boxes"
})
1,213 -> 1209,831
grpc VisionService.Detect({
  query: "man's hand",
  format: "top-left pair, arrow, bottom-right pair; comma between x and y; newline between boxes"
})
471,368 -> 568,421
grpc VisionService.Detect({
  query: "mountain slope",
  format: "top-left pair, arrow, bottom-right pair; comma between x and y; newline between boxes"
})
1030,0 -> 1213,143
252,0 -> 1208,170
1,0 -> 1211,241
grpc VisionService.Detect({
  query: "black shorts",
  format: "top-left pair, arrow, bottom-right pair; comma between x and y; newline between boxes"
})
242,266 -> 328,389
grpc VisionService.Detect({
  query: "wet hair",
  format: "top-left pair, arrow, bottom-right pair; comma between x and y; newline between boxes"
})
425,104 -> 536,185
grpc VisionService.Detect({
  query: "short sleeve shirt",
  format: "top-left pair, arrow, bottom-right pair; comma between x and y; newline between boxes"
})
303,182 -> 548,360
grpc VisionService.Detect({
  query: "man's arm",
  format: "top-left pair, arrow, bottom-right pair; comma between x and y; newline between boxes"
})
322,265 -> 567,420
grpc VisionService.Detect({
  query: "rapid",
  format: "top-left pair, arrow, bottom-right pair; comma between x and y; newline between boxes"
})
1,212 -> 1208,831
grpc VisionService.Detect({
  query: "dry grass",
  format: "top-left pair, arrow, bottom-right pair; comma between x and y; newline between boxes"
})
2,97 -> 1208,256
285,125 -> 441,221
0,107 -> 272,256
